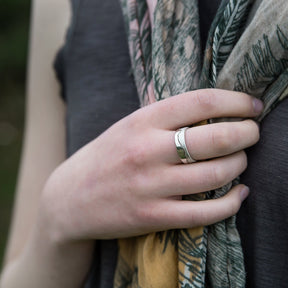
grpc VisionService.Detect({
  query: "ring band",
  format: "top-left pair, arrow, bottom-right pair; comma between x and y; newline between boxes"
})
175,127 -> 196,164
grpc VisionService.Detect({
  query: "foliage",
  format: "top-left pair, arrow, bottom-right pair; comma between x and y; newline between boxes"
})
0,0 -> 31,267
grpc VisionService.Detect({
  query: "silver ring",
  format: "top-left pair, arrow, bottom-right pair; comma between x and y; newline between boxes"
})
175,127 -> 196,164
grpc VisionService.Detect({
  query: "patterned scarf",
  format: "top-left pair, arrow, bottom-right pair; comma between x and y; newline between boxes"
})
113,0 -> 288,287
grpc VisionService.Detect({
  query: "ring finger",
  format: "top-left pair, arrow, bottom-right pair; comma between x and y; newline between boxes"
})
157,151 -> 247,197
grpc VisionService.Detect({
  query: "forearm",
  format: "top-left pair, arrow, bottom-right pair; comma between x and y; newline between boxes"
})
0,217 -> 94,288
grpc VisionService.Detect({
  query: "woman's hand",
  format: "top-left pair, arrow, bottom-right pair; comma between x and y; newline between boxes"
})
42,89 -> 262,243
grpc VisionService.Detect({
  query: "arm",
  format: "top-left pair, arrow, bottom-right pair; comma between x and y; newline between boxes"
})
3,0 -> 69,265
0,0 -> 91,287
0,1 -> 263,287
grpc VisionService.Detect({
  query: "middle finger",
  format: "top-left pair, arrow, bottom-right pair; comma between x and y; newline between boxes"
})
163,119 -> 259,164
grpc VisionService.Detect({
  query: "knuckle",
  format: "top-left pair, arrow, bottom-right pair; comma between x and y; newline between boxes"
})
209,164 -> 227,187
228,151 -> 247,179
124,171 -> 151,201
252,121 -> 261,143
255,127 -> 260,143
135,202 -> 158,225
120,147 -> 151,194
243,119 -> 260,144
239,151 -> 248,171
238,92 -> 253,113
173,171 -> 193,192
192,207 -> 209,227
125,111 -> 145,132
122,142 -> 148,169
210,125 -> 231,153
194,89 -> 216,112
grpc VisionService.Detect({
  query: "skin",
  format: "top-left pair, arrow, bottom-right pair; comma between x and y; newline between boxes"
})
42,89 -> 261,241
0,1 -> 263,287
1,89 -> 262,288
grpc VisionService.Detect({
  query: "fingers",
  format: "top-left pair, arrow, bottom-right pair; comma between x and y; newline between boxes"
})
154,184 -> 249,229
164,119 -> 259,164
156,151 -> 247,197
145,89 -> 263,129
135,184 -> 248,234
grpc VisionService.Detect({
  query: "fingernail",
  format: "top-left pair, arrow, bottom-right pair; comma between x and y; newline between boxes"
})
240,186 -> 250,201
253,98 -> 264,114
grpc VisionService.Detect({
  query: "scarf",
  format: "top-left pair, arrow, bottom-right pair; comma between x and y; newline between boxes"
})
113,0 -> 288,287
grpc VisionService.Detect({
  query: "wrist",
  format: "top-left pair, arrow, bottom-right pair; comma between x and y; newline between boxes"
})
39,162 -> 81,245
24,199 -> 95,287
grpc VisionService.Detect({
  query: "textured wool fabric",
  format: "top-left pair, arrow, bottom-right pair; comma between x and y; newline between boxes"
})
113,0 -> 288,287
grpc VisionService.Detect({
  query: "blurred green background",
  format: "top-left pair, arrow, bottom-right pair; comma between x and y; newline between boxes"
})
0,0 -> 31,267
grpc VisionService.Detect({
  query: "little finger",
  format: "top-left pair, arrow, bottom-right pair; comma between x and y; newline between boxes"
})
156,184 -> 249,229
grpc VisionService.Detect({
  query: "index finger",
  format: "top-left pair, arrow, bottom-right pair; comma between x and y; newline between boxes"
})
144,89 -> 263,130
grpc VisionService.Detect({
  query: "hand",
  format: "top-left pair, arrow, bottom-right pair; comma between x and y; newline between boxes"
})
41,89 -> 262,243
